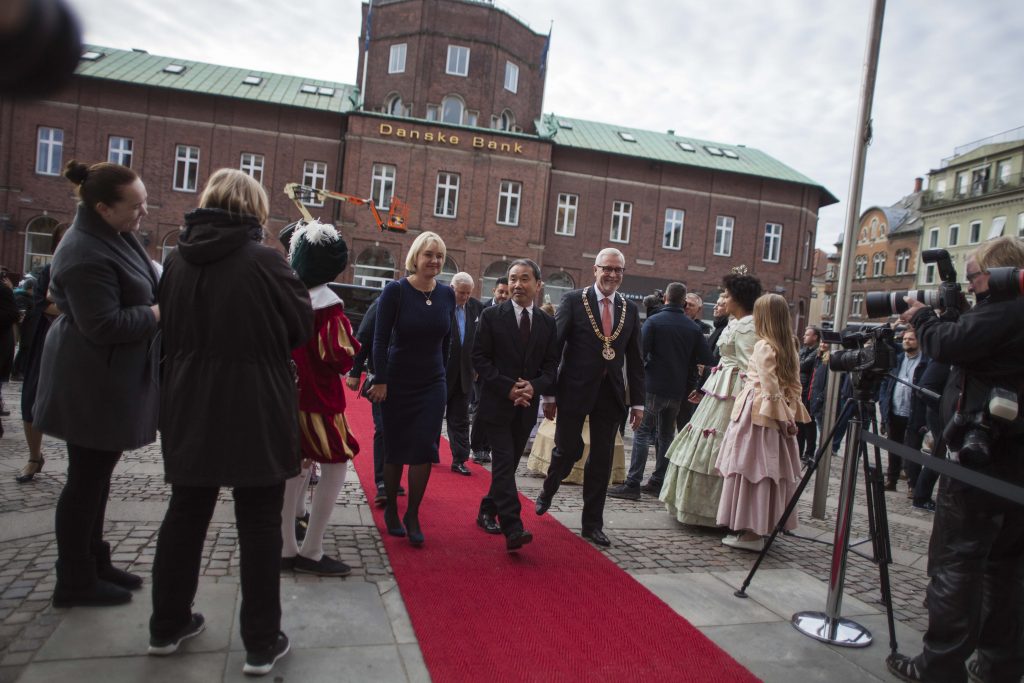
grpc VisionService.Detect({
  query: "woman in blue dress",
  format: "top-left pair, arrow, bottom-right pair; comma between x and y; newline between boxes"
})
369,231 -> 454,546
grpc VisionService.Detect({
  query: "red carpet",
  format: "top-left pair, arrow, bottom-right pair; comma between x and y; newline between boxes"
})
345,397 -> 758,683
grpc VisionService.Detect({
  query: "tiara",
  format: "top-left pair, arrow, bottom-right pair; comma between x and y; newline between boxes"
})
730,264 -> 749,275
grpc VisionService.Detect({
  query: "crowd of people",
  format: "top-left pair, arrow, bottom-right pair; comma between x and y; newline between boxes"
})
4,158 -> 1021,680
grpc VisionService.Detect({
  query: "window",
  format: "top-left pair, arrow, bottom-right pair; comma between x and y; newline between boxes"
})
713,216 -> 734,256
823,293 -> 833,317
426,104 -> 439,121
108,136 -> 133,167
935,178 -> 947,198
302,161 -> 328,206
493,110 -> 515,132
896,249 -> 910,275
610,201 -> 632,243
36,127 -> 63,175
826,264 -> 836,281
496,180 -> 521,226
873,252 -> 886,277
504,61 -> 519,93
1018,213 -> 1024,238
316,87 -> 335,96
441,95 -> 464,125
242,75 -> 262,86
988,216 -> 1007,239
663,208 -> 684,250
677,142 -> 696,152
81,50 -> 103,61
762,222 -> 782,263
434,172 -> 459,217
23,216 -> 60,274
870,218 -> 879,240
161,230 -> 179,264
354,246 -> 396,289
722,149 -> 739,159
802,232 -> 812,270
970,167 -> 990,195
851,294 -> 864,318
970,221 -> 981,243
446,45 -> 470,76
996,159 -> 1012,186
163,64 -> 186,74
928,227 -> 939,248
300,84 -> 318,94
705,146 -> 724,156
389,43 -> 407,73
855,255 -> 867,279
956,172 -> 969,196
384,93 -> 408,116
925,264 -> 936,284
371,163 -> 395,209
555,193 -> 578,236
240,153 -> 264,184
173,144 -> 200,192
543,271 -> 574,305
617,132 -> 637,143
466,110 -> 478,126
948,224 -> 959,246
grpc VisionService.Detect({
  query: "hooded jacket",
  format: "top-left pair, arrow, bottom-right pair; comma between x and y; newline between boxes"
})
158,208 -> 313,487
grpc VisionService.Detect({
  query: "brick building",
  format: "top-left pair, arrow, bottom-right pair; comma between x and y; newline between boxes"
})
1,0 -> 835,324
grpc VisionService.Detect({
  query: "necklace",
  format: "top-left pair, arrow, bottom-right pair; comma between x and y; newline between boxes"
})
410,278 -> 436,306
581,287 -> 626,360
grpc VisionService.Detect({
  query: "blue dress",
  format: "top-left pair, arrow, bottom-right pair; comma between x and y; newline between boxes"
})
373,278 -> 454,465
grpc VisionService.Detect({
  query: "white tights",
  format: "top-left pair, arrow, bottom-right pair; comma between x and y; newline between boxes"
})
281,461 -> 348,561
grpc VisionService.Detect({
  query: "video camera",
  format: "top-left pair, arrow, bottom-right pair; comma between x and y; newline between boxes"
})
822,323 -> 898,399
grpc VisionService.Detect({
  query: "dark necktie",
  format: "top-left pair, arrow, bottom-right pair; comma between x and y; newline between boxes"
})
519,308 -> 531,345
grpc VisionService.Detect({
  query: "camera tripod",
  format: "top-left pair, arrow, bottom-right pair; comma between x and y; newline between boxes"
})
733,388 -> 898,653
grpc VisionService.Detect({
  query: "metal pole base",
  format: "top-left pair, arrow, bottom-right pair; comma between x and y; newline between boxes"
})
792,611 -> 873,648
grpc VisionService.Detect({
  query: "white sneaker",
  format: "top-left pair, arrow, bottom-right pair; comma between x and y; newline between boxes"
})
722,535 -> 765,552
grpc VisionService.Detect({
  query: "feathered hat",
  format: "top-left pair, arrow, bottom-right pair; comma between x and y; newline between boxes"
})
281,219 -> 349,288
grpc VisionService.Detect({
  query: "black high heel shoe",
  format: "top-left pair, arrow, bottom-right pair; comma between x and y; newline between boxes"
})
16,455 -> 44,483
384,508 -> 406,537
403,514 -> 424,546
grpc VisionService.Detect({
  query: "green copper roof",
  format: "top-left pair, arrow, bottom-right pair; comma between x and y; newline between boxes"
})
76,45 -> 359,113
538,114 -> 837,205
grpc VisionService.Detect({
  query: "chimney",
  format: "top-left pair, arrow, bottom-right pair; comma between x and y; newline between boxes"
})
914,177 -> 923,193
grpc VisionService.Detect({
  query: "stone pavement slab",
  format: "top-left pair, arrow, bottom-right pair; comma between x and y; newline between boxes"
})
715,568 -> 880,618
634,572 -> 779,627
15,652 -> 227,683
223,645 -> 416,683
267,582 -> 396,651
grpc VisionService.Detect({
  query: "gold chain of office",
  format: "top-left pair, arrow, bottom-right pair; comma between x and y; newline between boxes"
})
581,287 -> 626,360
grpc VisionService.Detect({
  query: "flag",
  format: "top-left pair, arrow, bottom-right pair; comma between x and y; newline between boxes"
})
540,24 -> 551,77
364,0 -> 374,53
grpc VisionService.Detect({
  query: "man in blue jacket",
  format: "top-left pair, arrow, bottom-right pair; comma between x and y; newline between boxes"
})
609,282 -> 712,499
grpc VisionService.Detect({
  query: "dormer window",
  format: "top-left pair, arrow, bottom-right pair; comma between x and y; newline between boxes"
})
163,64 -> 186,74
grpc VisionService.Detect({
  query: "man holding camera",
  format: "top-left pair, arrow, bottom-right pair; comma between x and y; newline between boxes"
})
887,236 -> 1024,683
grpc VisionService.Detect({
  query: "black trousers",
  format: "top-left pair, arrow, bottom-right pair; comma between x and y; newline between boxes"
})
917,479 -> 1024,682
886,414 -> 909,483
371,399 -> 385,486
542,376 -> 625,532
150,483 -> 285,653
796,397 -> 816,459
54,444 -> 121,590
445,384 -> 470,464
478,411 -> 532,535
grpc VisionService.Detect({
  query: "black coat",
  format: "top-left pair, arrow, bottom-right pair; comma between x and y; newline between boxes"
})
446,297 -> 483,398
548,287 -> 644,411
472,301 -> 559,432
158,208 -> 313,487
640,304 -> 712,400
34,204 -> 160,451
349,298 -> 378,378
0,285 -> 17,381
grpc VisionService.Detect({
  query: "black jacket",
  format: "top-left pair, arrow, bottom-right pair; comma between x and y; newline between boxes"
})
158,208 -> 313,487
879,350 -> 931,444
350,299 -> 378,378
446,297 -> 483,398
640,304 -> 712,400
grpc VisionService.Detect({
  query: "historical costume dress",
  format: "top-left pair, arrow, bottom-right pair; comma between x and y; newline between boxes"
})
659,314 -> 756,526
715,339 -> 811,535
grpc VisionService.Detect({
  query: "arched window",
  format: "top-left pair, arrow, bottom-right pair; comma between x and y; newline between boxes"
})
437,256 -> 459,285
383,93 -> 407,116
161,229 -> 181,264
870,217 -> 879,240
496,109 -> 516,132
441,95 -> 465,125
353,246 -> 396,288
855,255 -> 868,279
481,260 -> 510,296
872,252 -> 886,277
543,271 -> 575,305
24,215 -> 60,274
895,249 -> 911,275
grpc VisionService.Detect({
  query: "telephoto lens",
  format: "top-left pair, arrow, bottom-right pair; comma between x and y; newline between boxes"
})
864,289 -> 940,318
986,267 -> 1024,300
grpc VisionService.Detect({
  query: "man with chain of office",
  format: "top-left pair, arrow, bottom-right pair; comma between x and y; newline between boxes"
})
534,248 -> 644,547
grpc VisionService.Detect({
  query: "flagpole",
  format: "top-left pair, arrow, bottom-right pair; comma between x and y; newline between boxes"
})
538,21 -> 552,121
811,0 -> 887,519
359,0 -> 374,111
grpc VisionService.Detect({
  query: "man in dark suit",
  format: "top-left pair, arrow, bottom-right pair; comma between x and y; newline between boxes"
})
472,259 -> 559,550
609,282 -> 712,499
446,272 -> 483,475
536,248 -> 644,547
470,277 -> 511,464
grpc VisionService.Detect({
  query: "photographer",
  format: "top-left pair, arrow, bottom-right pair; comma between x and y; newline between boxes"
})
887,236 -> 1024,683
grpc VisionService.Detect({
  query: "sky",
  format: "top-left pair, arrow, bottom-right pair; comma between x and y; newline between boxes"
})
65,0 -> 1024,251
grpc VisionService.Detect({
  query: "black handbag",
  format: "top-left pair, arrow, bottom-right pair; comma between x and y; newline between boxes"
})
359,372 -> 375,398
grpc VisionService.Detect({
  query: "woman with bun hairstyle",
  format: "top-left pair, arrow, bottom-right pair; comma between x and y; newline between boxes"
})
34,160 -> 159,607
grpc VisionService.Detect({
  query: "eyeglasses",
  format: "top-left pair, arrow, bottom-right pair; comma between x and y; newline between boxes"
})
966,270 -> 985,283
596,265 -> 624,275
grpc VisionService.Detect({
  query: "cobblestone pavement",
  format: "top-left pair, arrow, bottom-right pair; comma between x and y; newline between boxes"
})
0,380 -> 938,681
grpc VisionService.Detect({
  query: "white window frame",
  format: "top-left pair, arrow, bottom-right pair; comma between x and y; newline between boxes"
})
426,104 -> 439,121
956,172 -> 969,196
302,161 -> 328,206
496,180 -> 521,226
713,215 -> 733,256
948,224 -> 959,246
896,250 -> 910,275
935,178 -> 947,198
388,43 -> 407,74
36,127 -> 64,175
855,255 -> 867,279
988,215 -> 1007,240
446,45 -> 470,76
663,208 -> 684,250
928,227 -> 939,248
873,252 -> 886,277
996,158 -> 1012,186
826,264 -> 836,281
823,293 -> 833,317
851,293 -> 864,317
371,163 -> 396,210
434,172 -> 460,218
1017,212 -> 1024,238
609,201 -> 632,243
802,232 -> 812,270
762,222 -> 782,263
504,61 -> 519,93
173,144 -> 200,192
969,221 -> 981,243
925,263 -> 936,284
239,152 -> 264,184
441,95 -> 465,125
108,136 -> 133,167
555,193 -> 578,236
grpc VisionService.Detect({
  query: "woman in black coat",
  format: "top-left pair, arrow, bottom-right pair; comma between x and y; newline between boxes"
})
149,169 -> 312,675
33,160 -> 160,607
